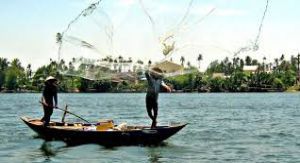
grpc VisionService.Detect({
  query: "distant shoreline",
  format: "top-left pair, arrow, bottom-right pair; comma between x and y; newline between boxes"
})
1,89 -> 298,93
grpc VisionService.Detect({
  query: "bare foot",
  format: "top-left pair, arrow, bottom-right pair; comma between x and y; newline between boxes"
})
151,120 -> 157,129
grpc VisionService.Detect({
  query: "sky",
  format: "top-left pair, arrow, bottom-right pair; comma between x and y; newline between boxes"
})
0,0 -> 299,71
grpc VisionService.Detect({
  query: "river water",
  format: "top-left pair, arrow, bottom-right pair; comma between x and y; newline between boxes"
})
0,93 -> 299,162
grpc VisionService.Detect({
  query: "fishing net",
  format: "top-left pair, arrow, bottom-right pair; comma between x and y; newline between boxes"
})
57,0 -> 206,80
56,0 -> 140,81
233,0 -> 269,57
56,0 -> 270,80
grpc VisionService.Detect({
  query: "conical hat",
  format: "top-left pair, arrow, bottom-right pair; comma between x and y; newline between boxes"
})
45,76 -> 57,82
149,67 -> 164,78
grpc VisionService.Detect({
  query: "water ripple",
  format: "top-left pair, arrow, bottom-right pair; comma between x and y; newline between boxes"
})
0,93 -> 299,162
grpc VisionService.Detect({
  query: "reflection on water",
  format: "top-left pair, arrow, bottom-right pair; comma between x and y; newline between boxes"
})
40,142 -> 56,158
148,148 -> 162,163
36,141 -> 67,162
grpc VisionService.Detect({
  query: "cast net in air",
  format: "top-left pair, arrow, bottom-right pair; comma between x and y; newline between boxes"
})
56,0 -> 140,81
56,0 -> 270,81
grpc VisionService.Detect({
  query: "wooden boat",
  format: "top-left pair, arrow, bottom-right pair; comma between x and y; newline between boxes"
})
21,116 -> 187,146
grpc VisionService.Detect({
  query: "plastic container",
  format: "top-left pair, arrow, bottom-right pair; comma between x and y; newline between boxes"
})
96,120 -> 114,131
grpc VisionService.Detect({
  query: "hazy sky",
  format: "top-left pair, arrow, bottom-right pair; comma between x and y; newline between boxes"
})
0,0 -> 299,70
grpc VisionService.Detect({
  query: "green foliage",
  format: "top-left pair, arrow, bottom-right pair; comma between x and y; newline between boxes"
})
273,70 -> 296,88
226,71 -> 248,92
0,71 -> 5,91
92,80 -> 112,92
281,70 -> 296,87
129,81 -> 147,92
5,68 -> 18,90
0,58 -> 9,90
78,78 -> 89,92
206,60 -> 223,74
194,73 -> 207,90
167,73 -> 195,90
3,58 -> 26,91
208,77 -> 225,92
0,53 -> 299,93
272,78 -> 284,89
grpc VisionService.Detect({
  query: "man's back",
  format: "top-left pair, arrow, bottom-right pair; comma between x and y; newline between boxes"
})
145,70 -> 163,98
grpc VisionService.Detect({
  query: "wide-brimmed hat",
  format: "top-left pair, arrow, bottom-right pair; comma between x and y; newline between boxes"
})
149,67 -> 164,78
45,76 -> 57,82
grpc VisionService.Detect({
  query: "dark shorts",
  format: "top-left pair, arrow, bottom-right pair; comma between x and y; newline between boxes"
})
146,95 -> 158,111
41,106 -> 53,125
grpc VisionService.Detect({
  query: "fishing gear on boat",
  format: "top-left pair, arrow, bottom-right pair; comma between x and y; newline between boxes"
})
39,101 -> 90,123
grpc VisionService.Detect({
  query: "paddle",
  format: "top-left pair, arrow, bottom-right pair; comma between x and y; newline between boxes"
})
39,101 -> 90,123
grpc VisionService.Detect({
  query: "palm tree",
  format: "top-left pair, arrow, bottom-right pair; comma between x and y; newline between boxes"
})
0,57 -> 9,71
274,58 -> 279,70
296,54 -> 300,71
187,61 -> 191,68
128,57 -> 133,63
280,54 -> 285,62
297,53 -> 300,83
68,61 -> 75,73
245,56 -> 252,65
266,64 -> 269,71
113,59 -> 118,71
227,62 -> 232,74
59,59 -> 66,71
137,60 -> 144,65
197,54 -> 203,70
240,59 -> 245,69
118,56 -> 123,72
252,59 -> 258,65
26,64 -> 32,79
236,57 -> 240,67
148,60 -> 152,67
11,58 -> 23,70
180,56 -> 185,66
263,56 -> 266,71
269,63 -> 273,71
233,57 -> 239,69
118,56 -> 123,63
0,58 -> 9,91
56,33 -> 63,61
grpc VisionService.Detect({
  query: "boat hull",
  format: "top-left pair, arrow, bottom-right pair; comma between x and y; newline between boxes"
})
21,117 -> 187,146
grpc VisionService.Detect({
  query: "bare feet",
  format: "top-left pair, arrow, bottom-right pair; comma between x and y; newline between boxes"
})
151,120 -> 157,129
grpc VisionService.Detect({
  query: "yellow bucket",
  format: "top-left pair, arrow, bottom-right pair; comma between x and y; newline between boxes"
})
96,120 -> 114,131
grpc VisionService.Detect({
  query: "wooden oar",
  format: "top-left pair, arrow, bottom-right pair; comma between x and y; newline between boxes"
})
61,104 -> 68,123
39,101 -> 90,123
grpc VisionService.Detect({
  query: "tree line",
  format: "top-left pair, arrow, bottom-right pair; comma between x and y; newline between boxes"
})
0,53 -> 299,93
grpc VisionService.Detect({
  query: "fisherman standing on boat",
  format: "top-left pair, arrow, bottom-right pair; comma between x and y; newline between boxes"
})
145,67 -> 171,128
41,76 -> 58,126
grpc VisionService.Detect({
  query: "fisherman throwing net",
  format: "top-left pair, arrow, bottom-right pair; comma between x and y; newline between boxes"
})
145,67 -> 171,128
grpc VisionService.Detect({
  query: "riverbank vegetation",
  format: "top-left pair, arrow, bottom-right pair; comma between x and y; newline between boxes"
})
0,54 -> 299,93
